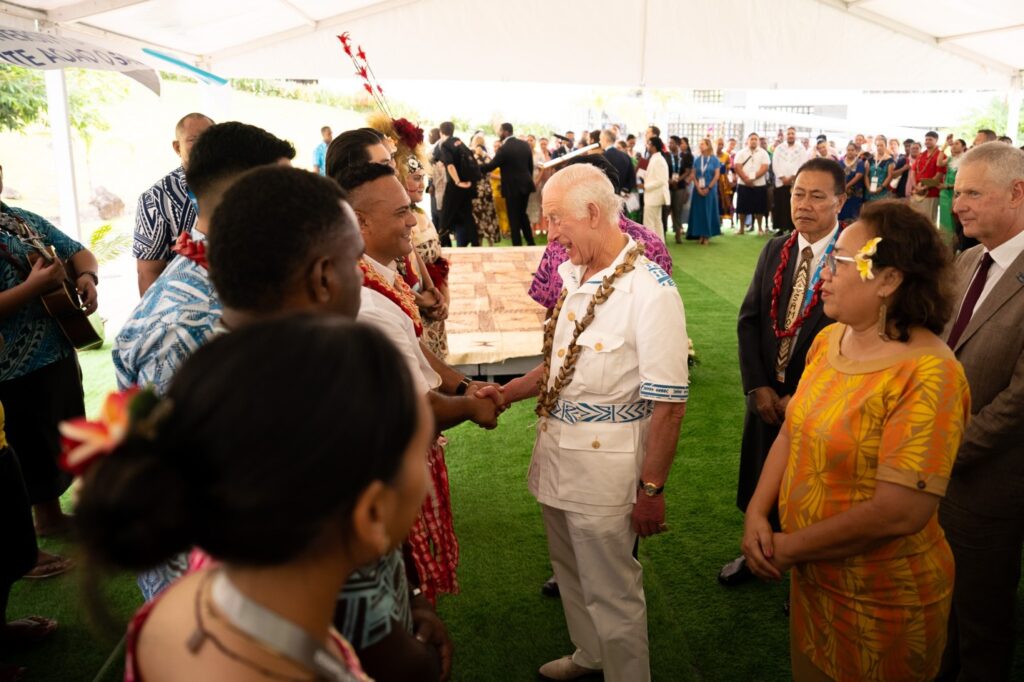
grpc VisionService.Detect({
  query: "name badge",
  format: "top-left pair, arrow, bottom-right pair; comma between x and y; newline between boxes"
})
698,178 -> 706,189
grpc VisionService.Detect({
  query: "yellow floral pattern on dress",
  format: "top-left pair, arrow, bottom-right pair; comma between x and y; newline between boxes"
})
780,324 -> 971,681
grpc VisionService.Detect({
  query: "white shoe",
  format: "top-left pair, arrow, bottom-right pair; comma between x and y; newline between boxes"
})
538,655 -> 602,680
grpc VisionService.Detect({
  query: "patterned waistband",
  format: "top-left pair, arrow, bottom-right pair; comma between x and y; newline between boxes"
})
548,399 -> 654,424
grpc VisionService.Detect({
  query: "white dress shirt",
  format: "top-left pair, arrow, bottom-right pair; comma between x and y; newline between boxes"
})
357,255 -> 441,395
969,228 -> 1024,309
771,143 -> 806,188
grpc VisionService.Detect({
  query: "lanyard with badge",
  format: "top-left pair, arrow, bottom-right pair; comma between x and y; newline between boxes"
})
803,229 -> 840,308
698,156 -> 710,189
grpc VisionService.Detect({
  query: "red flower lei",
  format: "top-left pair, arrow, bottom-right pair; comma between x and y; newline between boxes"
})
769,231 -> 831,339
360,258 -> 423,337
171,232 -> 208,270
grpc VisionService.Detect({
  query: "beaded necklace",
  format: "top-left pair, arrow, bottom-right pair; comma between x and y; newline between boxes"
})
536,243 -> 644,417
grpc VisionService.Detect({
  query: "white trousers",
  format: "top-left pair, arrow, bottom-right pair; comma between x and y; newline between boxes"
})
541,504 -> 650,682
642,204 -> 666,242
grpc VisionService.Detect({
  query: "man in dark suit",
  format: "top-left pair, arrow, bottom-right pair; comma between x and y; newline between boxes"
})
720,158 -> 847,585
937,143 -> 1024,682
480,122 -> 535,246
600,129 -> 635,195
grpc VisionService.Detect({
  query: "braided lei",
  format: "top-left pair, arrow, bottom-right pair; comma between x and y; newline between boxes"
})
769,231 -> 830,340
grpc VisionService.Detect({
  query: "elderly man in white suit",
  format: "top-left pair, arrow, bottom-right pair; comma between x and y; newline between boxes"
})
486,163 -> 689,681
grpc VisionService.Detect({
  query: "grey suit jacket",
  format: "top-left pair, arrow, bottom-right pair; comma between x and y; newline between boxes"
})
943,243 -> 1024,518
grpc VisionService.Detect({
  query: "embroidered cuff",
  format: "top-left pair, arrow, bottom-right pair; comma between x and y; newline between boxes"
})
875,464 -> 949,497
639,382 -> 689,402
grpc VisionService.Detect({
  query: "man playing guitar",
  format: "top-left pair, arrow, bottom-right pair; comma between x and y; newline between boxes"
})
0,163 -> 99,541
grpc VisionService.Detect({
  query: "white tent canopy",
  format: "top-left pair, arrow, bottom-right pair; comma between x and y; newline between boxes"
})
1,0 -> 1022,89
3,0 -> 1023,237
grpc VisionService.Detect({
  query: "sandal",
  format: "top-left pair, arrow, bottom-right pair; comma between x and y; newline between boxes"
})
0,616 -> 58,650
24,553 -> 73,580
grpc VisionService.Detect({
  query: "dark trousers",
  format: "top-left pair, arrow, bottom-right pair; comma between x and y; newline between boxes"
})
0,354 -> 82,504
669,186 -> 689,234
737,395 -> 782,531
505,189 -> 535,246
772,185 -> 794,233
1,446 -> 38,618
937,497 -> 1024,681
441,187 -> 478,247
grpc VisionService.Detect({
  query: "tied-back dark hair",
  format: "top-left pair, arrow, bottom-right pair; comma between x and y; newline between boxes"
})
75,316 -> 419,571
857,200 -> 955,342
325,128 -> 385,180
184,122 -> 296,199
208,166 -> 355,312
332,161 -> 396,195
795,157 -> 845,195
649,136 -> 665,153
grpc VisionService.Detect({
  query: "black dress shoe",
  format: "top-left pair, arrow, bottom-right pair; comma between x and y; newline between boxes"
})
541,575 -> 560,598
718,556 -> 755,587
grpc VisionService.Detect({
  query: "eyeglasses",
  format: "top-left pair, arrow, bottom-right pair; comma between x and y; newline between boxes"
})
825,252 -> 857,275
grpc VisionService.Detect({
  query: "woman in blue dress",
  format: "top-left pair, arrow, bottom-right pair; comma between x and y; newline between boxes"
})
838,142 -> 865,224
687,138 -> 721,245
863,135 -> 894,204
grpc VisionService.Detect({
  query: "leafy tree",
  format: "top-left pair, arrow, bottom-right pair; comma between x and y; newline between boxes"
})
0,65 -> 46,132
958,95 -> 1024,140
0,65 -> 126,139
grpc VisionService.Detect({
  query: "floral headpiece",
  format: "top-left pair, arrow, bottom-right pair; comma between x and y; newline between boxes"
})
854,237 -> 883,281
338,32 -> 427,181
58,386 -> 171,475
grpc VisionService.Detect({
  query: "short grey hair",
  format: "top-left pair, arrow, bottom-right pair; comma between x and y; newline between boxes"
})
960,142 -> 1024,186
545,163 -> 621,224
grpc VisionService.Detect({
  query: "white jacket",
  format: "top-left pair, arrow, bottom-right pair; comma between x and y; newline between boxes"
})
643,153 -> 671,206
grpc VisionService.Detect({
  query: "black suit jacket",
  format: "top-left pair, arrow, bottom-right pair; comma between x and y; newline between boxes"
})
735,234 -> 834,512
603,147 -> 636,195
479,137 -> 534,197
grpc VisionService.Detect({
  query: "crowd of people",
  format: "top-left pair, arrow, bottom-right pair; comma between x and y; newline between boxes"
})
0,106 -> 1021,682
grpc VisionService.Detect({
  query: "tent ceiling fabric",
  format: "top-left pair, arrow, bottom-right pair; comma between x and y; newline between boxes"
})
3,0 -> 1022,89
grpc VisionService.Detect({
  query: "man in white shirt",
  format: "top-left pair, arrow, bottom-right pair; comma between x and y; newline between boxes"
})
733,133 -> 771,235
493,164 -> 689,681
771,127 -> 805,233
338,162 -> 501,428
938,143 -> 1024,681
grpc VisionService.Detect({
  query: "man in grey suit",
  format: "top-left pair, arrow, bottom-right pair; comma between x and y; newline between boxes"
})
938,142 -> 1024,681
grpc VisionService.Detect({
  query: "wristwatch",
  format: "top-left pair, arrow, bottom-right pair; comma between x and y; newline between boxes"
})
638,480 -> 665,497
454,377 -> 472,396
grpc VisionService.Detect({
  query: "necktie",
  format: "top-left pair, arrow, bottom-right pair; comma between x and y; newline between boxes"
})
776,246 -> 814,381
947,253 -> 994,349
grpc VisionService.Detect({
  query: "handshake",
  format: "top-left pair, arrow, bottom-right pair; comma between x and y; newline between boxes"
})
461,381 -> 509,430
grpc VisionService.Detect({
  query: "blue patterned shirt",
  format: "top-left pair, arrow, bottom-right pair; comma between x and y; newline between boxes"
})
0,204 -> 83,381
133,167 -> 197,261
113,244 -> 221,394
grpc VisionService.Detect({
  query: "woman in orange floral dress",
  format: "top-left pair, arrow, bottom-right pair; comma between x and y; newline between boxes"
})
742,200 -> 970,681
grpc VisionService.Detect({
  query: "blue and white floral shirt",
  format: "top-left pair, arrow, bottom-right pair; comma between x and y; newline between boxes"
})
113,235 -> 221,394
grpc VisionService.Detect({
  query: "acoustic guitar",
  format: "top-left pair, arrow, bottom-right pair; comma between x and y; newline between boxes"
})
1,213 -> 102,351
26,246 -> 103,351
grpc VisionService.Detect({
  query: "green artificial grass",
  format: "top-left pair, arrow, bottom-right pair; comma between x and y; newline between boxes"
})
6,231 -> 1023,681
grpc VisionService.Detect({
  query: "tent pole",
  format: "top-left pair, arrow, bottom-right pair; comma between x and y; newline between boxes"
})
44,69 -> 81,240
1007,72 -> 1022,146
